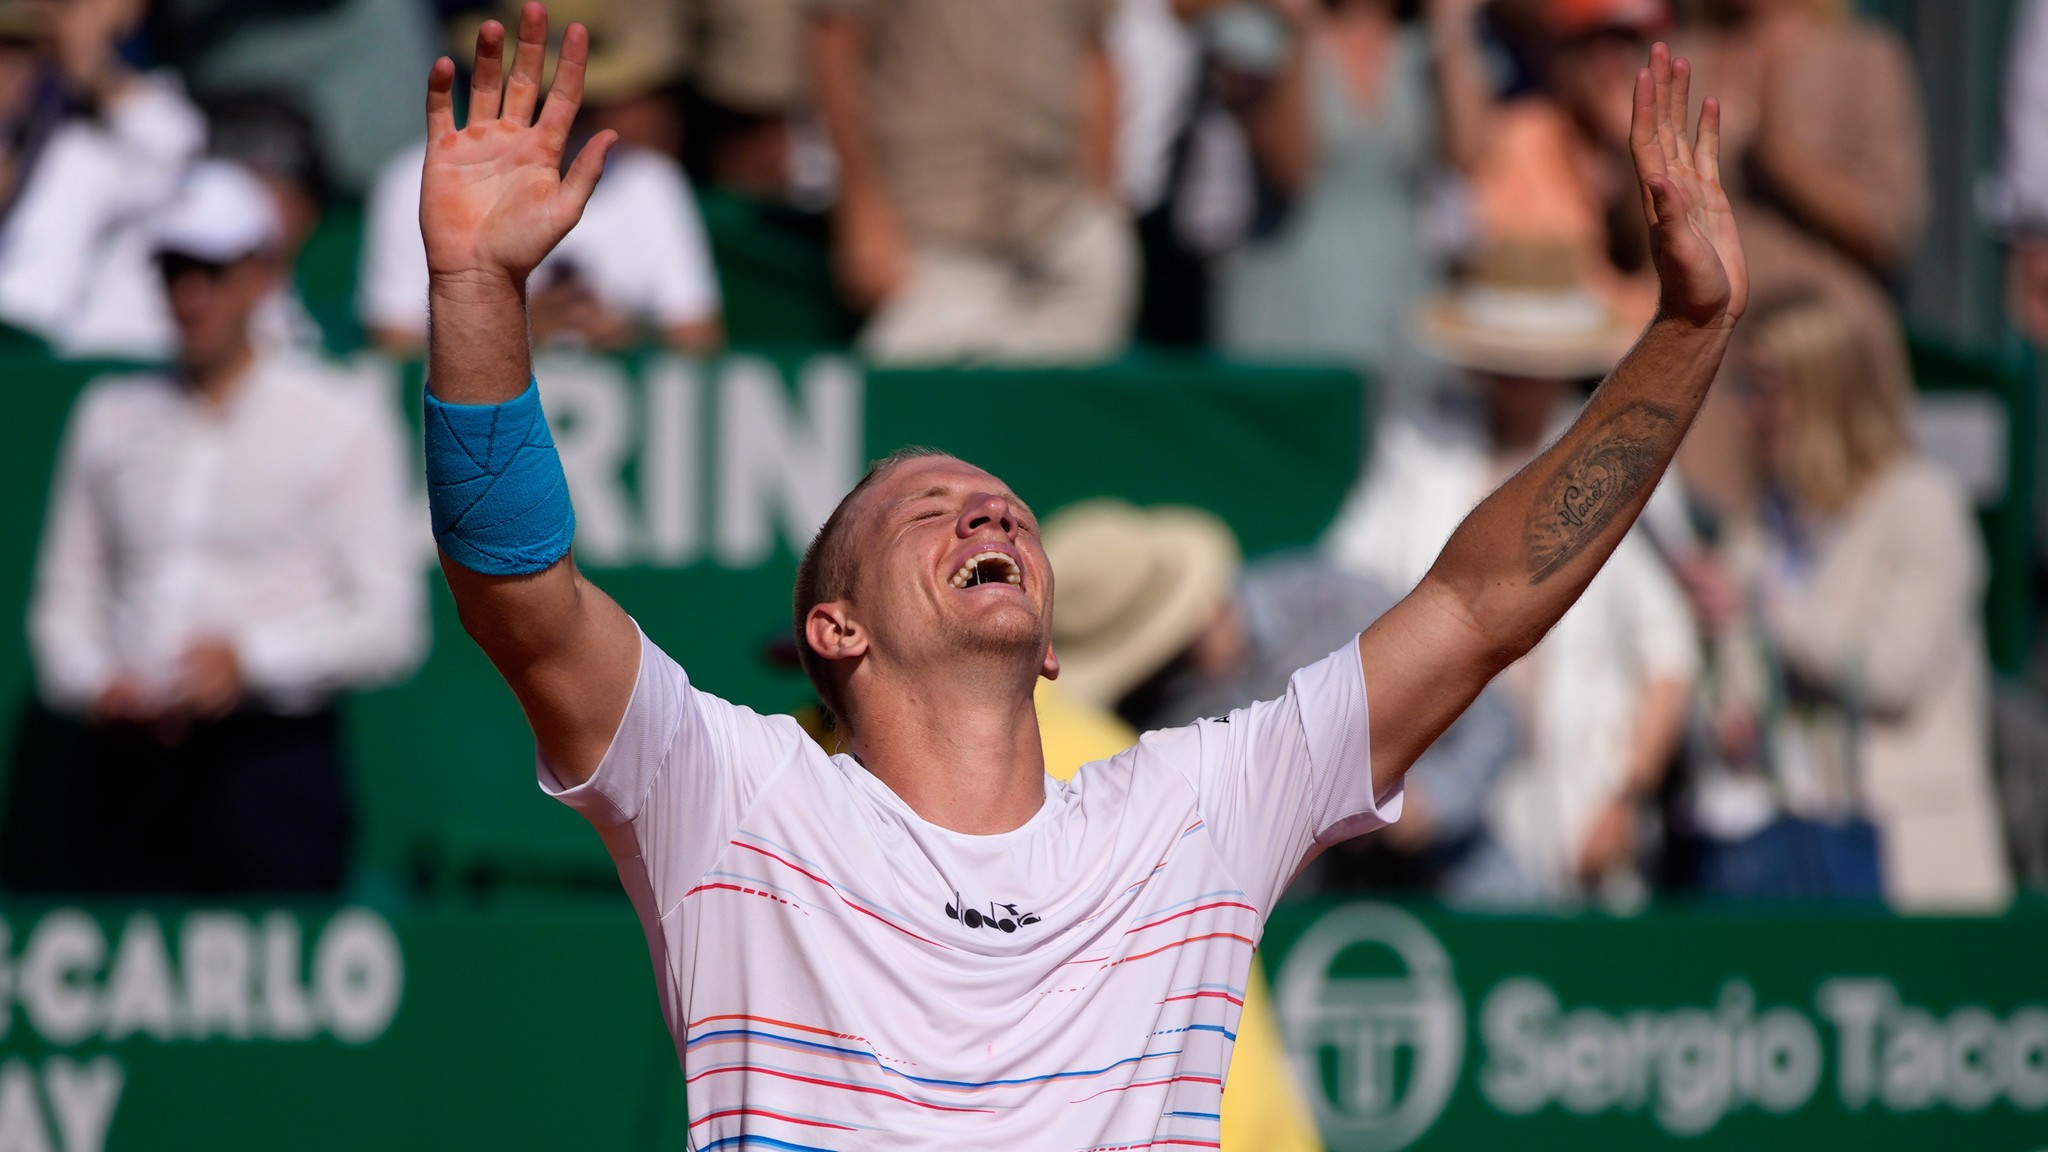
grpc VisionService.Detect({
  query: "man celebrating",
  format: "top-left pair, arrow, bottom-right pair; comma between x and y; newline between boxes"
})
419,6 -> 1742,1144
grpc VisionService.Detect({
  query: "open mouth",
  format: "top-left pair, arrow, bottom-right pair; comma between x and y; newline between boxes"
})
949,550 -> 1023,590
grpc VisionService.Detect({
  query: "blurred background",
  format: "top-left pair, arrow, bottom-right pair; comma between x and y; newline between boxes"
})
0,0 -> 2045,1147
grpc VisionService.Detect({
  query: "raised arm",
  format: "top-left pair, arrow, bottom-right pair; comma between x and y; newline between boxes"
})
422,3 -> 639,785
1360,44 -> 1746,796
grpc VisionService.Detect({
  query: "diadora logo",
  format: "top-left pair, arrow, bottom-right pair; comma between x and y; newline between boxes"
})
944,894 -> 1041,934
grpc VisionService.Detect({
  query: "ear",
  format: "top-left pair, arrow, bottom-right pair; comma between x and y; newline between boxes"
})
805,601 -> 868,664
1041,642 -> 1060,681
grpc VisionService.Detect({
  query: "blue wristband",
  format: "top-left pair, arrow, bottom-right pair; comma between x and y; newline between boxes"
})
423,380 -> 577,576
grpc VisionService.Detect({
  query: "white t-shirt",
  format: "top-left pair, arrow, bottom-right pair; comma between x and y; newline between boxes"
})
542,630 -> 1398,1147
358,140 -> 721,339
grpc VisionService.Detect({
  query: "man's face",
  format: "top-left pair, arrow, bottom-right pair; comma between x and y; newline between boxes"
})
834,456 -> 1057,684
160,252 -> 274,371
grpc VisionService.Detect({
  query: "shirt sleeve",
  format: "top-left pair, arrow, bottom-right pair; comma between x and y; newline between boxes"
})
539,630 -> 817,915
27,386 -> 120,712
1159,639 -> 1402,915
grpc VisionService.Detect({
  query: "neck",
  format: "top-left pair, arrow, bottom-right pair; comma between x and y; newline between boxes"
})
846,657 -> 1048,836
184,341 -> 256,409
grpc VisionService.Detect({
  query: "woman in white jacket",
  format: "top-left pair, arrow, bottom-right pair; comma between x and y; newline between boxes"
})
1683,293 -> 2012,911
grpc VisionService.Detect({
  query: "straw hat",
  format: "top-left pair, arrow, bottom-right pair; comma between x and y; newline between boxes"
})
1044,500 -> 1242,709
1416,242 -> 1638,381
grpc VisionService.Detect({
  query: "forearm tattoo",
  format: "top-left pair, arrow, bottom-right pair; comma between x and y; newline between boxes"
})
1522,401 -> 1679,584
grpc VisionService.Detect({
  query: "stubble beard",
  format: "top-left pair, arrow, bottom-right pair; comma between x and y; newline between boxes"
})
931,602 -> 1046,675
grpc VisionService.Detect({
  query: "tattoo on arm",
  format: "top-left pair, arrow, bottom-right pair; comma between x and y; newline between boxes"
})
1522,401 -> 1679,584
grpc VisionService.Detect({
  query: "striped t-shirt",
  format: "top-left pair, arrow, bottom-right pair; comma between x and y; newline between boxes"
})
541,630 -> 1399,1149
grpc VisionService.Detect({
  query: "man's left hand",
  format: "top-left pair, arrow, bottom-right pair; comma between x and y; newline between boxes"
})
1631,44 -> 1747,330
1577,798 -> 1639,884
177,640 -> 244,721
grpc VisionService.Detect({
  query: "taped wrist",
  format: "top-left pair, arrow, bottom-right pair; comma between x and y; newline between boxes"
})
423,380 -> 577,576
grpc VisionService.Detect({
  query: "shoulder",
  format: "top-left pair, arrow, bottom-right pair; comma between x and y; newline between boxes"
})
261,357 -> 402,437
1373,411 -> 1485,481
1865,457 -> 1976,531
69,372 -> 176,436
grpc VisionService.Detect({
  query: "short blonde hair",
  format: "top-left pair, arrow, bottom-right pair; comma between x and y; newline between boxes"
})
1748,294 -> 1911,516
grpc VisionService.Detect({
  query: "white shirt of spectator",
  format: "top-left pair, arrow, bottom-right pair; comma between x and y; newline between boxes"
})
2004,0 -> 2048,230
29,354 -> 428,715
1324,410 -> 1700,896
0,74 -> 328,359
0,73 -> 202,358
359,140 -> 722,340
544,630 -> 1397,1147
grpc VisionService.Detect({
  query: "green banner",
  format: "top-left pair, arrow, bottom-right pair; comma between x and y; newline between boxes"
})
0,349 -> 1365,888
0,898 -> 2042,1149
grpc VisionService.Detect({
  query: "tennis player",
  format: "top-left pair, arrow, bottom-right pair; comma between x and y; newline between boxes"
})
418,6 -> 1744,1144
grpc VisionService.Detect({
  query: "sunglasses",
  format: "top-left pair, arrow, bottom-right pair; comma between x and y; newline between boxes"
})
154,253 -> 237,283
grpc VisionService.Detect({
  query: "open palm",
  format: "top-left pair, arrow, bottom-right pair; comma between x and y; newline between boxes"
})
421,3 -> 614,285
1631,44 -> 1748,330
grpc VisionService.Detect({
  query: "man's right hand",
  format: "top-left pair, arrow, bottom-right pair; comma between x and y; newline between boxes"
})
422,3 -> 614,292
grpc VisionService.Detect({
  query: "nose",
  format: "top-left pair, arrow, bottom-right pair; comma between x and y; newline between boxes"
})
957,492 -> 1018,540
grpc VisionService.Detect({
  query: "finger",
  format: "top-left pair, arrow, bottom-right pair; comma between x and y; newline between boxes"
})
1651,42 -> 1680,169
1629,65 -> 1661,220
1645,174 -> 1690,231
1669,54 -> 1693,166
468,19 -> 506,123
1694,95 -> 1723,187
537,20 -> 588,140
426,56 -> 457,139
502,1 -> 549,127
559,128 -> 616,216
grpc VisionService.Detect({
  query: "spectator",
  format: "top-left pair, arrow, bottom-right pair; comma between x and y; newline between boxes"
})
2001,0 -> 2048,346
686,0 -> 822,199
1674,0 -> 1927,519
1677,294 -> 2012,912
359,2 -> 721,356
1465,0 -> 1672,329
0,1 -> 61,225
1044,498 -> 1528,903
0,0 -> 208,358
808,0 -> 1137,364
1214,0 -> 1493,405
1322,245 -> 1698,905
1687,0 -> 1926,283
28,162 -> 426,893
204,91 -> 335,352
1465,0 -> 1921,523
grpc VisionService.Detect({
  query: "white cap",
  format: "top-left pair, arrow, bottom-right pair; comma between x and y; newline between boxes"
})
150,161 -> 285,263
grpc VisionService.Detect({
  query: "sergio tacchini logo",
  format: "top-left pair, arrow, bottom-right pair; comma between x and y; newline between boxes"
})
1276,903 -> 1465,1152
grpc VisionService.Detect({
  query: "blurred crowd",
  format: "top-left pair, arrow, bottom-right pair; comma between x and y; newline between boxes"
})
2,0 -> 2045,911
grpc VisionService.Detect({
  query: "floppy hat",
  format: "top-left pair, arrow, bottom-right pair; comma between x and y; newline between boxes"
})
150,161 -> 285,263
1416,241 -> 1638,381
1044,500 -> 1242,709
